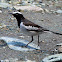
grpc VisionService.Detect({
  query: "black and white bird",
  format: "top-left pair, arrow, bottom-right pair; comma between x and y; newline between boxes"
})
10,11 -> 62,47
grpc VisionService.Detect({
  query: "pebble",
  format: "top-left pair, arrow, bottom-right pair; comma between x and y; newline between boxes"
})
19,36 -> 25,38
44,9 -> 50,13
42,54 -> 62,62
0,24 -> 6,28
56,43 -> 62,53
41,3 -> 46,6
0,3 -> 12,8
57,46 -> 62,53
52,39 -> 57,41
0,10 -> 2,13
14,6 -> 44,12
10,17 -> 15,20
56,10 -> 62,14
42,41 -> 45,43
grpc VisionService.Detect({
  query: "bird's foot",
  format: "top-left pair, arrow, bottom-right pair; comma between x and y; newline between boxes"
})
21,45 -> 27,48
24,44 -> 28,47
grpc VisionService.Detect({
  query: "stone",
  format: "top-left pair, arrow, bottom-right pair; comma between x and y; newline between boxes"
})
56,43 -> 62,53
41,3 -> 46,6
44,9 -> 50,13
0,10 -> 2,13
56,10 -> 62,14
19,36 -> 24,38
50,10 -> 55,13
0,3 -> 12,8
58,46 -> 62,53
42,54 -> 62,62
0,24 -> 6,28
13,5 -> 44,12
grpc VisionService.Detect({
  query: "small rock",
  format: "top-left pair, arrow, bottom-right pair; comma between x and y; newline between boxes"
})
42,41 -> 45,43
10,17 -> 15,20
0,3 -> 12,8
57,46 -> 62,53
52,39 -> 57,41
40,19 -> 44,21
42,54 -> 62,62
0,10 -> 2,13
41,3 -> 46,6
44,9 -> 50,13
50,10 -> 55,13
19,36 -> 24,38
14,6 -> 44,12
56,43 -> 62,53
56,10 -> 62,14
0,24 -> 6,28
0,25 -> 3,28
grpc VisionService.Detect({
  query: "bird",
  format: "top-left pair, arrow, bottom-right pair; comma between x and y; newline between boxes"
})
10,11 -> 62,47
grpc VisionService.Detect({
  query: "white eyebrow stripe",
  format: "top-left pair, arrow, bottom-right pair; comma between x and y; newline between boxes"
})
13,12 -> 22,14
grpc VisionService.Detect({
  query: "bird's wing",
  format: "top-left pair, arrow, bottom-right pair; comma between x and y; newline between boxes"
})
22,21 -> 47,32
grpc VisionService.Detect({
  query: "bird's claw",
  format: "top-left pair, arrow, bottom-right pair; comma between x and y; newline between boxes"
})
21,45 -> 27,48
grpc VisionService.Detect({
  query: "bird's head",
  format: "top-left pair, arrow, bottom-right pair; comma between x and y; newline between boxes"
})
10,11 -> 24,20
9,11 -> 24,28
12,12 -> 24,19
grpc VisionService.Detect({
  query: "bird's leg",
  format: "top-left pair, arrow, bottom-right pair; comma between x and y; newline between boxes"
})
25,36 -> 33,47
38,35 -> 39,46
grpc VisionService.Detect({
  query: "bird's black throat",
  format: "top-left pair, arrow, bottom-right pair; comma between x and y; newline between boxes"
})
16,17 -> 25,28
13,14 -> 25,28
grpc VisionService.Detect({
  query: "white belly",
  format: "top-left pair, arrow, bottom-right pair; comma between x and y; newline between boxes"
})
20,26 -> 37,36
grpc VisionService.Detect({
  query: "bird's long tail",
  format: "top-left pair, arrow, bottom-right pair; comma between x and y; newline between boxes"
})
50,31 -> 62,35
44,29 -> 62,35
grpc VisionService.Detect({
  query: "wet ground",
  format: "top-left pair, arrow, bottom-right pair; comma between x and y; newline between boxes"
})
0,7 -> 62,62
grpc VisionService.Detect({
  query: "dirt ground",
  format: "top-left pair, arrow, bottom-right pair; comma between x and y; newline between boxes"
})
0,7 -> 62,62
